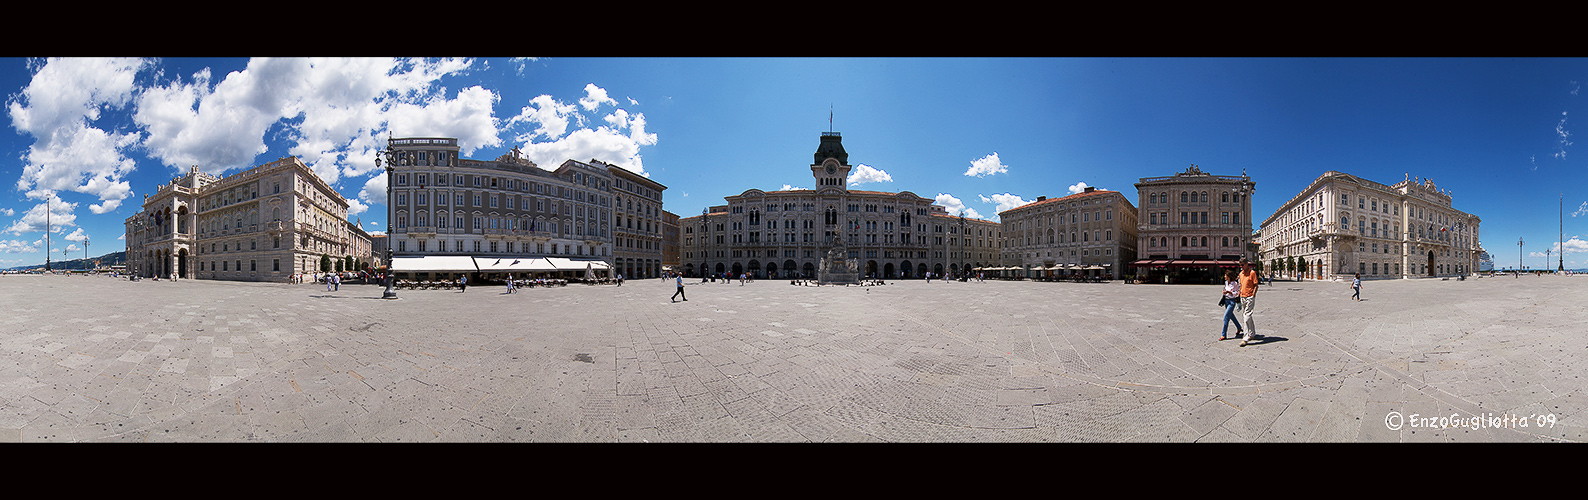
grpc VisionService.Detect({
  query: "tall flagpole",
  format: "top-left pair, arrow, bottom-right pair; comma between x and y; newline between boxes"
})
1562,193 -> 1567,272
44,194 -> 51,271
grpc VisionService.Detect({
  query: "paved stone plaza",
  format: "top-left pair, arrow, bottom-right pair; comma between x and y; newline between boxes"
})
2,273 -> 1585,442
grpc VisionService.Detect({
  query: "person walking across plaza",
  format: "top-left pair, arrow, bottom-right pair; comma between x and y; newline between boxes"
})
617,273 -> 623,286
672,273 -> 687,302
1351,273 -> 1361,301
1238,259 -> 1262,346
506,273 -> 515,294
459,274 -> 467,293
1220,269 -> 1244,341
333,273 -> 340,291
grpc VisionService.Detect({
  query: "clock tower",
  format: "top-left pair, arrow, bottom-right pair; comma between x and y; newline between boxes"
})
811,132 -> 851,190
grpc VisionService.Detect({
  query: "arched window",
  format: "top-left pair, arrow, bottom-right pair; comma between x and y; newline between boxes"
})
1181,236 -> 1188,247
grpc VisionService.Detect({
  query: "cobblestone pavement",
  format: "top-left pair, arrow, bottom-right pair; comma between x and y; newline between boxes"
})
1,273 -> 1584,442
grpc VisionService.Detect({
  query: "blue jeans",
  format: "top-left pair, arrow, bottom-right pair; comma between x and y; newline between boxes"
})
1222,298 -> 1242,336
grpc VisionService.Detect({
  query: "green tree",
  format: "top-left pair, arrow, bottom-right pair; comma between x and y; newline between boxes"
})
320,254 -> 331,272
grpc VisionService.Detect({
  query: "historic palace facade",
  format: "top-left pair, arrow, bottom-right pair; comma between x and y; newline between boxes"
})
997,186 -> 1138,278
383,137 -> 665,279
1130,165 -> 1256,283
125,157 -> 373,281
1256,171 -> 1480,280
680,132 -> 998,280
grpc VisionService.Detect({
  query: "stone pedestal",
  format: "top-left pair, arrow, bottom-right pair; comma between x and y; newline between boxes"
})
817,244 -> 859,285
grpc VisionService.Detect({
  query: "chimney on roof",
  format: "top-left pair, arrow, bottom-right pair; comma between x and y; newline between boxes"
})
1037,196 -> 1046,202
1084,187 -> 1096,192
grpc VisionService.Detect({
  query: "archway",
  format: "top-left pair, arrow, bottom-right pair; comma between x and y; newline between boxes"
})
731,262 -> 743,277
784,260 -> 797,278
900,260 -> 912,278
884,262 -> 895,278
178,249 -> 189,278
933,264 -> 943,277
802,262 -> 815,278
866,260 -> 878,278
748,260 -> 760,278
715,263 -> 726,276
765,262 -> 778,279
1427,251 -> 1435,277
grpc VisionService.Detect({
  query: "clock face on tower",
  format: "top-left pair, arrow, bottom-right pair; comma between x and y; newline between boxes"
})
825,165 -> 836,175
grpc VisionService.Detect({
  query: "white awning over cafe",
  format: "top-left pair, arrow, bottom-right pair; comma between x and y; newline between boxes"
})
474,257 -> 558,272
546,257 -> 611,270
391,256 -> 479,272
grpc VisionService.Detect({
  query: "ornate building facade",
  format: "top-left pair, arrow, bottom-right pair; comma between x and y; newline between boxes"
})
679,132 -> 998,280
609,163 -> 668,279
1130,165 -> 1256,283
383,137 -> 666,279
125,157 -> 372,281
997,187 -> 1138,278
1257,171 -> 1480,280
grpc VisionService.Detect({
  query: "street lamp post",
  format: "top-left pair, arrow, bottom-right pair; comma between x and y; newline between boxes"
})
378,148 -> 398,300
1518,237 -> 1524,276
44,194 -> 50,272
701,207 -> 710,282
958,211 -> 966,281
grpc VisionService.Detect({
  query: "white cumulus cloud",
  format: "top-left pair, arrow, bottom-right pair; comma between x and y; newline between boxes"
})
579,83 -> 617,111
0,239 -> 41,253
506,83 -> 658,176
980,193 -> 1031,215
847,164 -> 892,186
935,193 -> 982,219
136,57 -> 488,190
9,57 -> 146,217
964,152 -> 1008,177
3,193 -> 76,236
1068,182 -> 1103,195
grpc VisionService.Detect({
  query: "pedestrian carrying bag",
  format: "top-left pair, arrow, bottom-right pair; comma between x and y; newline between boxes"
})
1218,296 -> 1228,307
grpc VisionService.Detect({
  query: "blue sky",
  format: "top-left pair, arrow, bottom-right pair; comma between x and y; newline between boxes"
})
0,58 -> 1582,270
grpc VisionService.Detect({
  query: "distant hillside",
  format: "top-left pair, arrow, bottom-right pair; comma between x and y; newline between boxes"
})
4,251 -> 125,271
